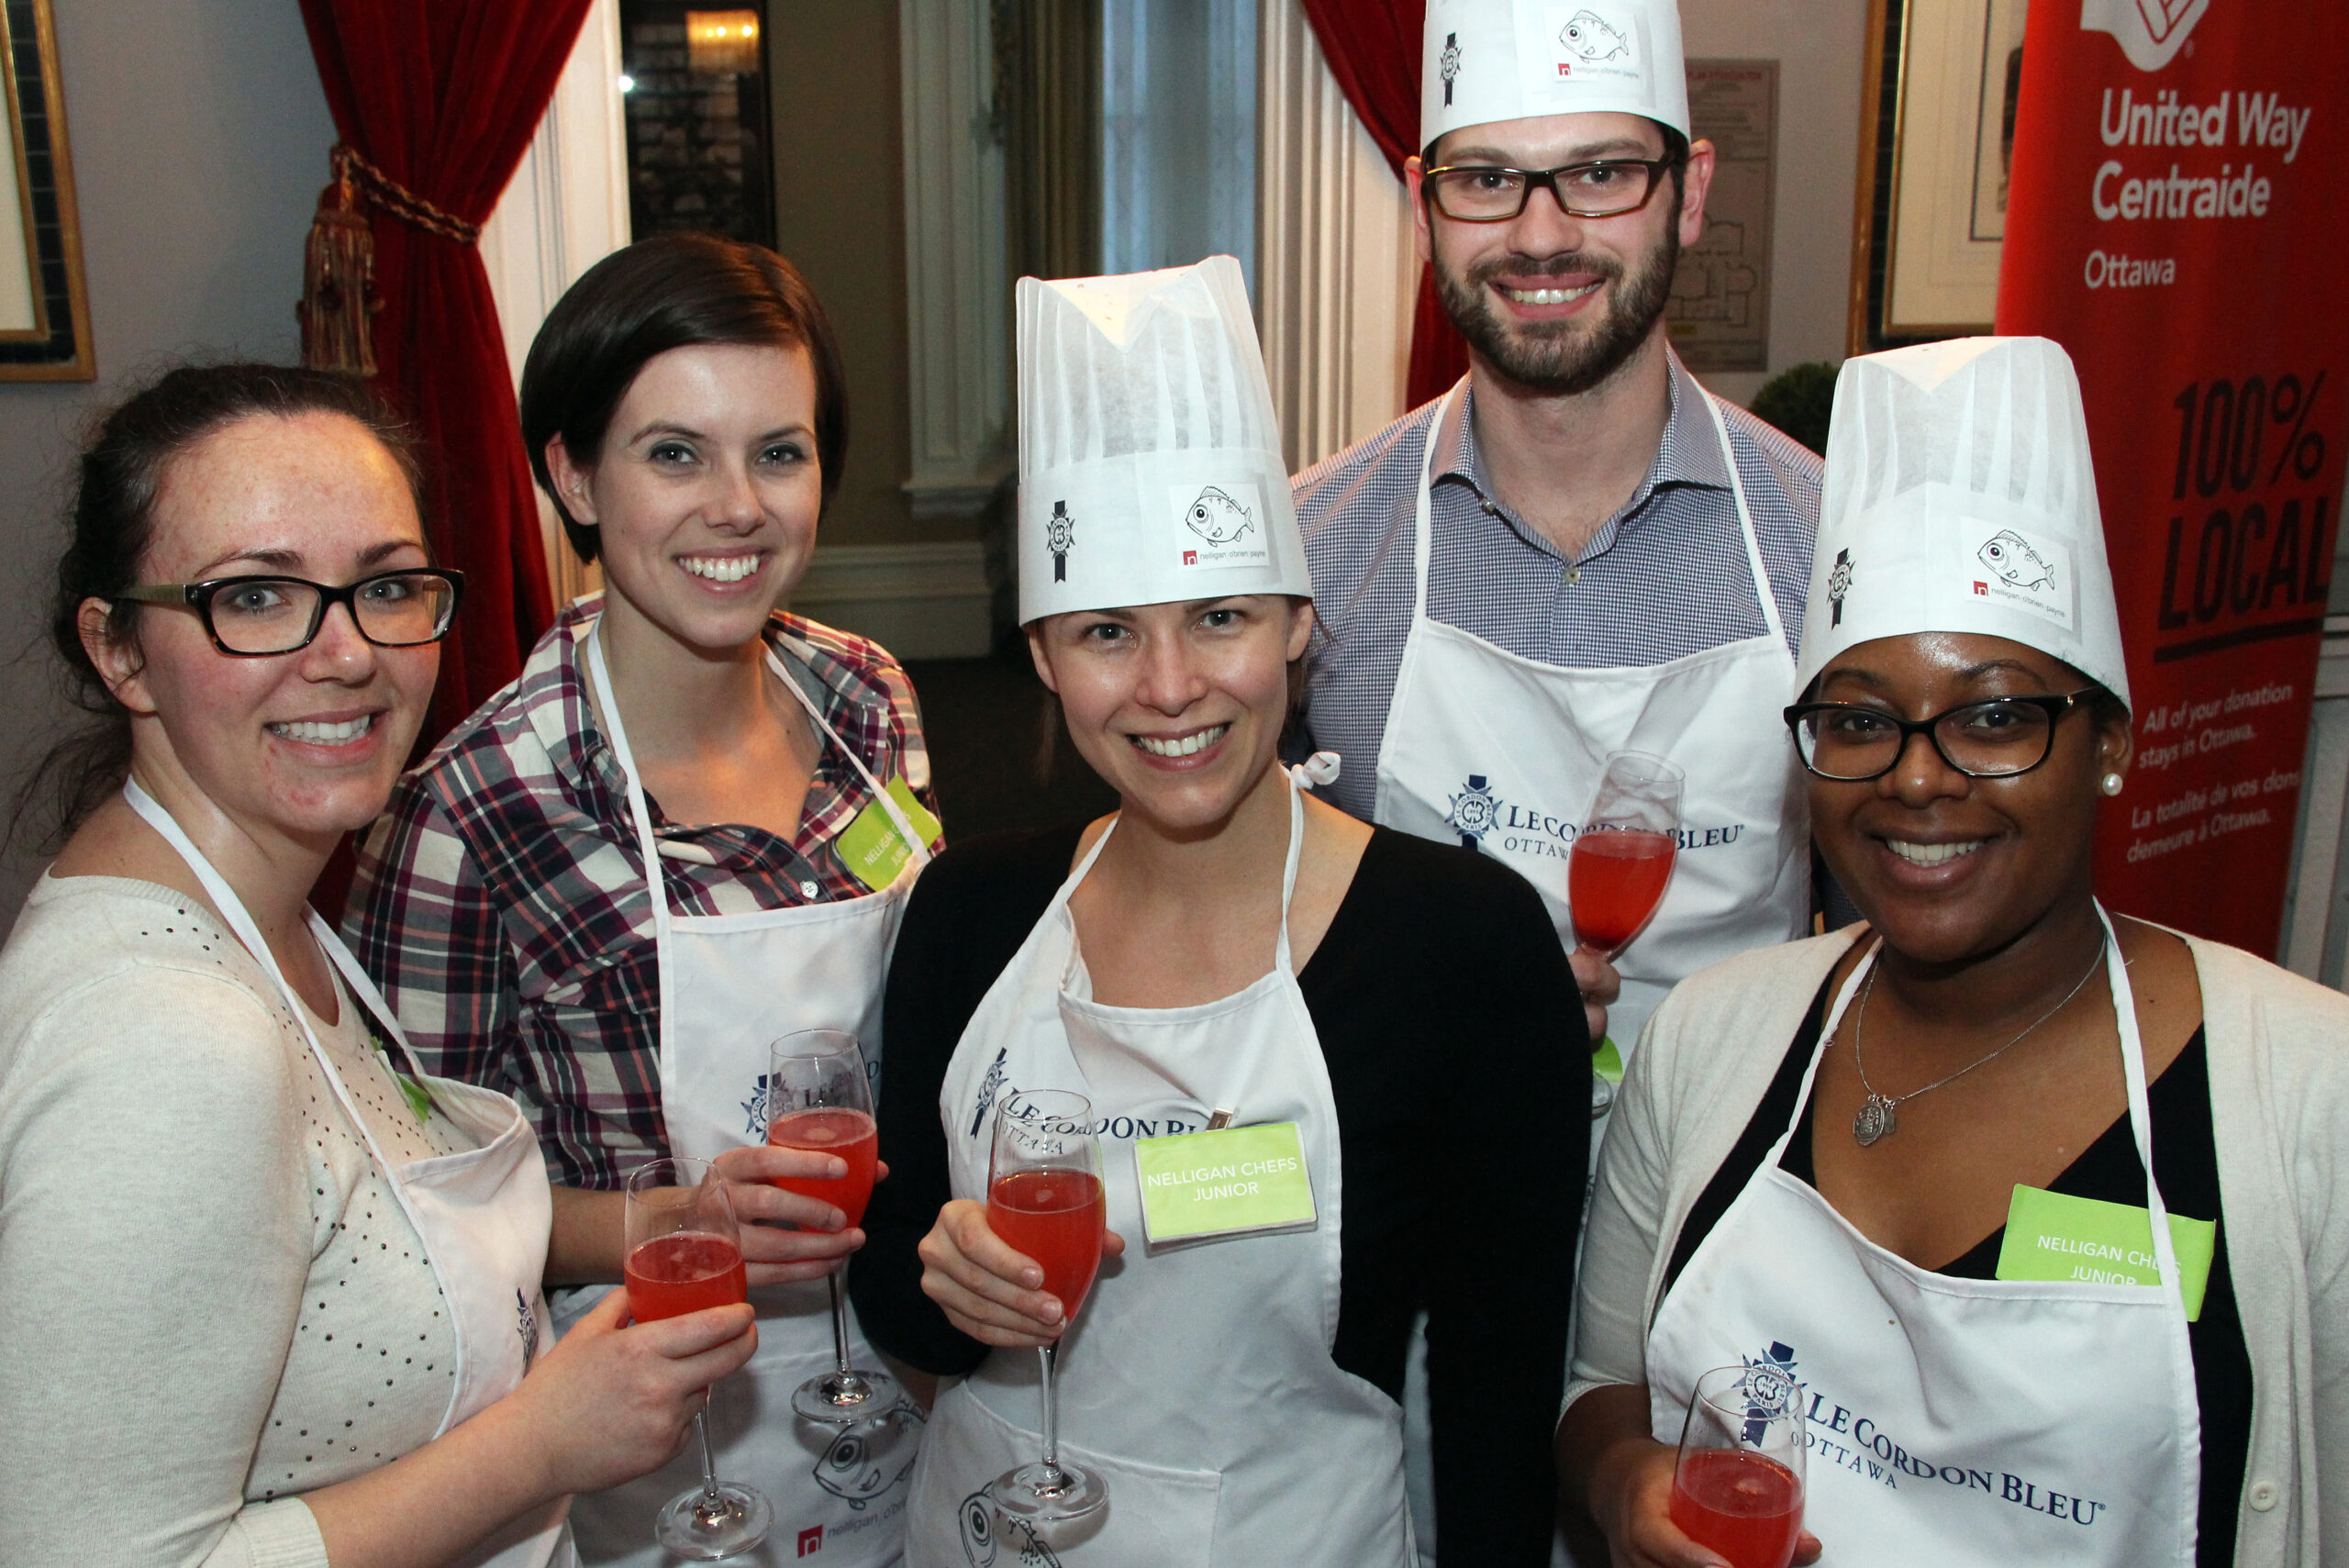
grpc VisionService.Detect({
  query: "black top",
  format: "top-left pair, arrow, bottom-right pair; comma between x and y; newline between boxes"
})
1662,979 -> 2253,1566
852,824 -> 1589,1566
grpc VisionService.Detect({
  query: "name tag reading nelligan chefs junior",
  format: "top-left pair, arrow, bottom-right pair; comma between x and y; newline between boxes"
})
1133,1123 -> 1317,1245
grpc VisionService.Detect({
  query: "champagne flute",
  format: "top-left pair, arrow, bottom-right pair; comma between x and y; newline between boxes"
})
767,1029 -> 897,1422
985,1089 -> 1109,1526
623,1158 -> 771,1561
1668,1364 -> 1807,1568
1569,750 -> 1684,1117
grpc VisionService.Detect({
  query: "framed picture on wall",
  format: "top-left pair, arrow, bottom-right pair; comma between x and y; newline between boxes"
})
0,0 -> 91,381
1847,0 -> 2026,353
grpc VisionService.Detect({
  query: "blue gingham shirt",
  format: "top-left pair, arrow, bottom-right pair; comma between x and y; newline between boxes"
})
1293,351 -> 1823,822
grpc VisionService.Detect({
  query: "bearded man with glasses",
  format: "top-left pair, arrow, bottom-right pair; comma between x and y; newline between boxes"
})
1291,0 -> 1828,1096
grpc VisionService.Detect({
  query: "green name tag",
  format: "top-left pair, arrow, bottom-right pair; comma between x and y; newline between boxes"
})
1994,1184 -> 2217,1320
1592,1035 -> 1625,1087
835,778 -> 941,893
1134,1122 -> 1317,1245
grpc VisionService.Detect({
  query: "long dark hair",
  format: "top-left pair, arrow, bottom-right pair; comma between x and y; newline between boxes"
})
12,362 -> 421,853
518,233 -> 850,563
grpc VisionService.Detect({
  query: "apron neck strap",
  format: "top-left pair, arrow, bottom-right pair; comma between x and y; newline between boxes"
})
1792,905 -> 2184,1301
586,617 -> 933,912
1408,377 -> 1471,619
1696,385 -> 1787,648
1063,767 -> 1313,974
121,779 -> 430,1077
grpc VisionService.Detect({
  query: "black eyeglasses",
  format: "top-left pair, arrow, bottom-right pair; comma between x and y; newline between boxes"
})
115,569 -> 466,656
1783,692 -> 2099,782
1421,159 -> 1677,222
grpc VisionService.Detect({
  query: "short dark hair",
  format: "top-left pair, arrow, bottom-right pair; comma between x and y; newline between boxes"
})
518,233 -> 849,563
16,361 -> 421,851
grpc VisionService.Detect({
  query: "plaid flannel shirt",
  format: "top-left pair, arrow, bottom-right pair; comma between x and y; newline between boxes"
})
344,597 -> 938,1189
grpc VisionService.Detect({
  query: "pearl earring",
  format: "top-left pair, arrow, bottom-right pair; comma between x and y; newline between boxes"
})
2100,773 -> 2124,796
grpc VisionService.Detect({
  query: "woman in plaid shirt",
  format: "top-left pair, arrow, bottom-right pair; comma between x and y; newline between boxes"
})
346,236 -> 941,1567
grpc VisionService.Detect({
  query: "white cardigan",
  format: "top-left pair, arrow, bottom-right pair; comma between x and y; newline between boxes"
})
1566,926 -> 2349,1568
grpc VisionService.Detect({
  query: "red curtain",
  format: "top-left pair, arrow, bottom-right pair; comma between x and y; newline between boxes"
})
1296,0 -> 1468,410
297,1 -> 588,742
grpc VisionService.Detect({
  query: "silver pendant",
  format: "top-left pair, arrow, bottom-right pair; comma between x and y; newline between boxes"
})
1854,1095 -> 1897,1147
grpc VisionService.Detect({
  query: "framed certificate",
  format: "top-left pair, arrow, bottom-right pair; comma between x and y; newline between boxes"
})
1847,0 -> 2026,352
0,0 -> 92,382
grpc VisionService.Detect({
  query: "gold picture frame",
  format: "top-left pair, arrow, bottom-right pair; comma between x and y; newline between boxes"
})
0,0 -> 93,381
1847,0 -> 2024,354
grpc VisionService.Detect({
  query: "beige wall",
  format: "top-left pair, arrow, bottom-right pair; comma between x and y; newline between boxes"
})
1678,0 -> 1872,406
767,1 -> 952,551
0,0 -> 335,921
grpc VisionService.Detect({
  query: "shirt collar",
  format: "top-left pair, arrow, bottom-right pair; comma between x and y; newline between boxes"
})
523,595 -> 866,812
1435,348 -> 1732,548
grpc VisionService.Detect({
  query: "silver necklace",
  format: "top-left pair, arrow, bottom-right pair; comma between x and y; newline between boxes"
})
1850,935 -> 2107,1147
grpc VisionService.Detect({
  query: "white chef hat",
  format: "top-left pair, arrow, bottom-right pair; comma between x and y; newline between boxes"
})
1421,0 -> 1691,151
1795,336 -> 2129,709
1017,255 -> 1310,625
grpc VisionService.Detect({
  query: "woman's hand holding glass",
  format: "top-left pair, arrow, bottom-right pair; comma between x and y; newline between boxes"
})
709,1142 -> 885,1286
1570,1385 -> 1822,1568
916,1199 -> 1128,1347
490,1284 -> 758,1500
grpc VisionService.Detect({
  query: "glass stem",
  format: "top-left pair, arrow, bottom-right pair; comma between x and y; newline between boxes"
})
694,1408 -> 720,1501
1037,1342 -> 1062,1473
827,1269 -> 852,1376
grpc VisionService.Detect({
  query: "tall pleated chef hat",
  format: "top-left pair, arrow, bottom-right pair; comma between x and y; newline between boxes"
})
1796,336 -> 2130,709
1017,255 -> 1310,625
1420,0 -> 1691,151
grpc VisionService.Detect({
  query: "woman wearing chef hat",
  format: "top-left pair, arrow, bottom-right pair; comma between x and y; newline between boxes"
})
849,257 -> 1586,1566
1557,337 -> 2349,1567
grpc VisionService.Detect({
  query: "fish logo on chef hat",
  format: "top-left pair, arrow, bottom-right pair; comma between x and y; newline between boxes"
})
959,1489 -> 1063,1566
1977,530 -> 2055,593
1560,9 -> 1631,61
1184,487 -> 1255,547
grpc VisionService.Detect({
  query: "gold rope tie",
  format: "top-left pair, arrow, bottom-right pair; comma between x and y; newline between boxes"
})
332,144 -> 484,246
298,144 -> 484,375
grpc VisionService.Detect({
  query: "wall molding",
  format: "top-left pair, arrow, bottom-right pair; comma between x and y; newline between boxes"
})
1254,0 -> 1419,475
898,0 -> 1012,511
788,541 -> 994,660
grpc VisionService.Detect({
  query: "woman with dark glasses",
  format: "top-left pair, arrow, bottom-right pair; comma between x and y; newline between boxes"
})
1558,339 -> 2347,1568
0,363 -> 751,1568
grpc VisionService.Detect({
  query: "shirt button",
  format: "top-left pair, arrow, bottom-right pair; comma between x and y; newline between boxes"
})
1481,499 -> 1498,517
798,880 -> 819,899
2248,1480 -> 2279,1511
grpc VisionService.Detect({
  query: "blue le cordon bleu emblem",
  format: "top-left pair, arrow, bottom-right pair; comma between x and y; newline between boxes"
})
1440,31 -> 1461,105
1445,774 -> 1502,852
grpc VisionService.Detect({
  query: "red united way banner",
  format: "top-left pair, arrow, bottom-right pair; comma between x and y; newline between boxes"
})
1998,0 -> 2349,952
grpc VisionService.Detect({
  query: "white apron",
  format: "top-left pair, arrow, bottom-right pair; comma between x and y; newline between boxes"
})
567,626 -> 933,1567
126,782 -> 572,1568
1643,908 -> 2200,1566
1369,378 -> 1810,1062
907,777 -> 1415,1568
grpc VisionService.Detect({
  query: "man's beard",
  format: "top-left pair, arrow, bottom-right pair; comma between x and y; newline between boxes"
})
1434,220 -> 1680,396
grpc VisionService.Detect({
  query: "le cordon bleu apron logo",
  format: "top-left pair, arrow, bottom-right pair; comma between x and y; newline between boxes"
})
2080,0 -> 2211,72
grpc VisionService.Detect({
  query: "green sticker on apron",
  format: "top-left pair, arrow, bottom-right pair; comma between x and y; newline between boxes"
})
1994,1184 -> 2217,1319
1134,1122 -> 1317,1244
835,777 -> 941,893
